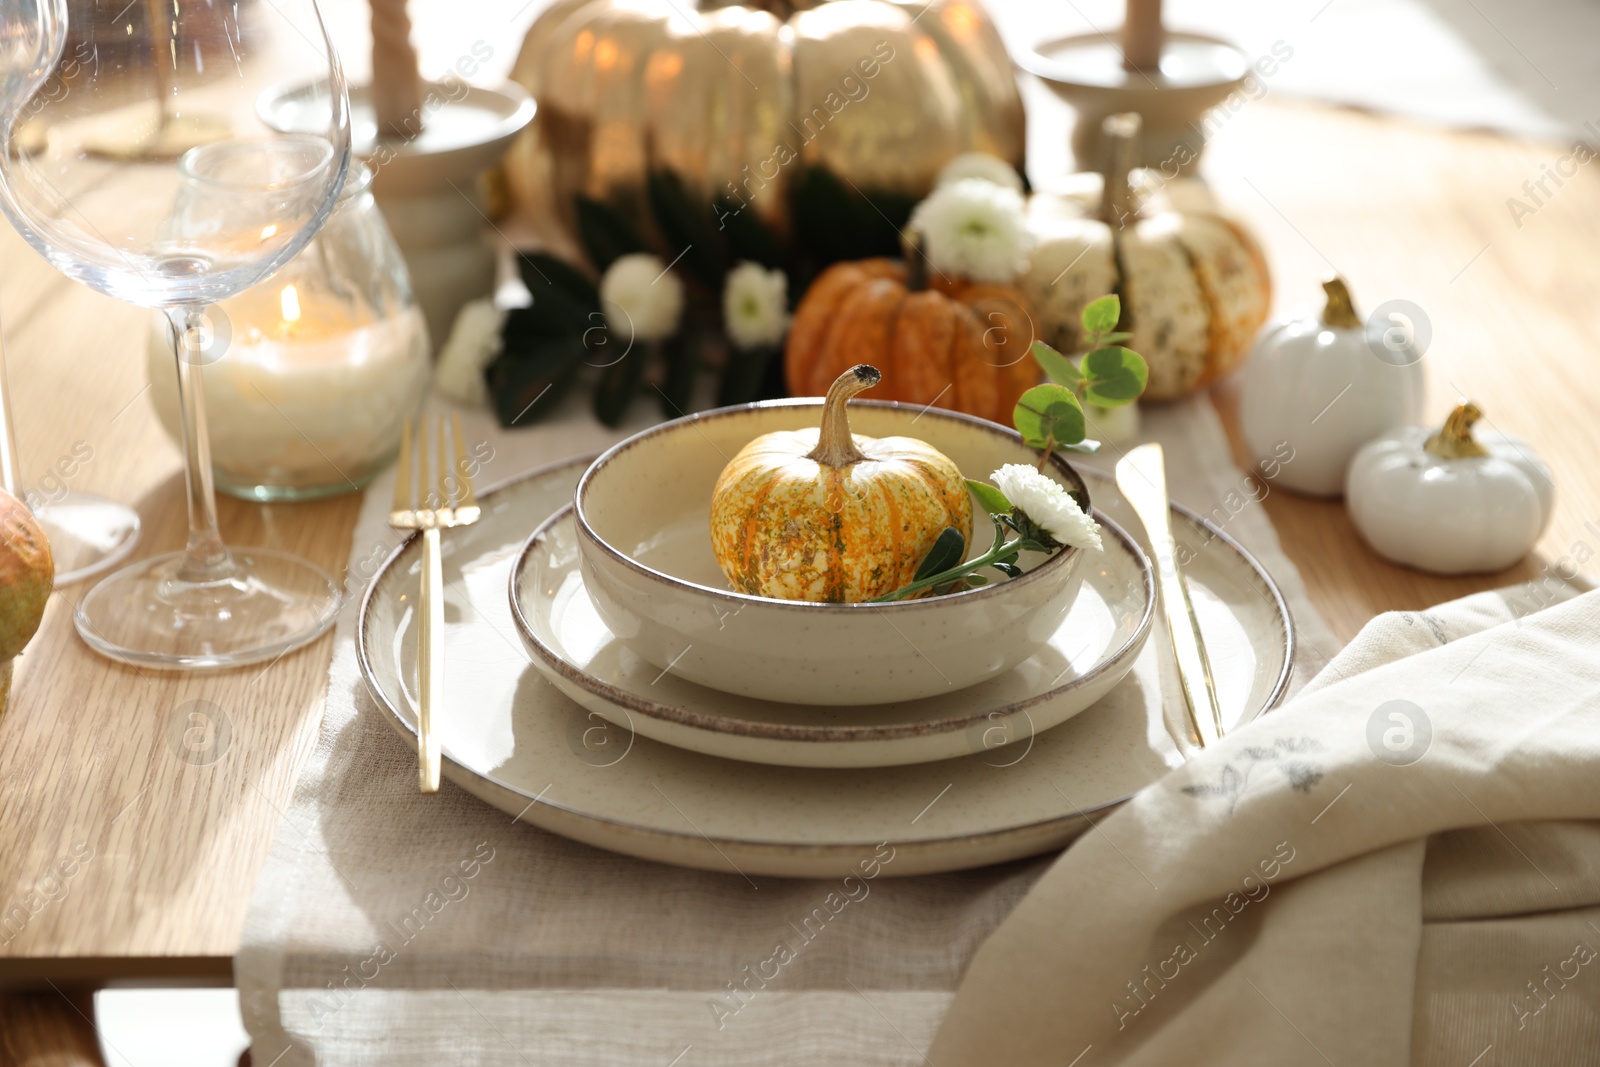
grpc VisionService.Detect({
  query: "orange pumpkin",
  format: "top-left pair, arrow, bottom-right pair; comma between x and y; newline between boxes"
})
784,254 -> 1037,426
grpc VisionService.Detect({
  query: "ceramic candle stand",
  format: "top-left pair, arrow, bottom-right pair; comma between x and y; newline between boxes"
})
1021,31 -> 1250,173
260,80 -> 535,348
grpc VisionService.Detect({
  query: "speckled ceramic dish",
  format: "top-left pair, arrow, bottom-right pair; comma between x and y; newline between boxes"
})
511,505 -> 1152,767
357,456 -> 1296,878
574,400 -> 1093,706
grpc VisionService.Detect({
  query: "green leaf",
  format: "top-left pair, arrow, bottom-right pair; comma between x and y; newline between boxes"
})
1013,384 -> 1085,449
964,574 -> 988,588
1081,346 -> 1149,406
992,560 -> 1022,579
714,196 -> 786,270
1081,295 -> 1121,338
485,334 -> 586,429
914,527 -> 967,581
717,343 -> 778,407
574,194 -> 648,273
656,332 -> 697,419
648,170 -> 730,290
511,257 -> 601,338
966,478 -> 1013,516
517,253 -> 598,306
1030,341 -> 1083,387
593,347 -> 650,427
788,167 -> 912,266
1097,331 -> 1134,345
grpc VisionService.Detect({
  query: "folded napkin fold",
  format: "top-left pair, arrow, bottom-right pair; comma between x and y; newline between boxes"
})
931,585 -> 1600,1066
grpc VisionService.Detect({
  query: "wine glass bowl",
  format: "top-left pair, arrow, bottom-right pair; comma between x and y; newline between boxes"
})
0,0 -> 354,667
156,136 -> 346,305
1,1 -> 350,310
0,0 -> 142,585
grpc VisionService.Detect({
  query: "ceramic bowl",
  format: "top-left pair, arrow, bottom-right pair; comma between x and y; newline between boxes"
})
571,400 -> 1092,706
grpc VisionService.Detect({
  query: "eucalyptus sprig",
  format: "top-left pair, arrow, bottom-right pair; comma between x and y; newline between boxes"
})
1013,294 -> 1148,471
871,294 -> 1147,601
871,508 -> 1043,602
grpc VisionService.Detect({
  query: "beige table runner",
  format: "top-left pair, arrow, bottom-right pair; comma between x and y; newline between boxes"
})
236,395 -> 1339,1065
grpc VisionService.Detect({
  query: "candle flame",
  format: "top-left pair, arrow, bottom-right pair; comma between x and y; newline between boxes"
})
942,1 -> 979,40
280,285 -> 302,324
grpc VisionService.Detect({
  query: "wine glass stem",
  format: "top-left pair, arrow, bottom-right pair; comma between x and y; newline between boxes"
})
167,306 -> 232,582
0,307 -> 24,501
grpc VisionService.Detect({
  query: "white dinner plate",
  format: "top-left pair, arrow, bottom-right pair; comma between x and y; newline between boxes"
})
510,505 -> 1154,768
357,454 -> 1295,878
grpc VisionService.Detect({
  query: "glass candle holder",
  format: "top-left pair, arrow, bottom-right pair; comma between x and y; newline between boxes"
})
146,164 -> 430,501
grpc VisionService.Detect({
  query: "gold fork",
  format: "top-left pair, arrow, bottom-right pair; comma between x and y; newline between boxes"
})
389,413 -> 481,793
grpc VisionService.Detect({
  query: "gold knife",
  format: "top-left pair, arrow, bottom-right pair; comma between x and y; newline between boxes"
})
1114,443 -> 1226,749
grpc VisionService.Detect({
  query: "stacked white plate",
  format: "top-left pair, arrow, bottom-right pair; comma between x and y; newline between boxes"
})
358,450 -> 1294,878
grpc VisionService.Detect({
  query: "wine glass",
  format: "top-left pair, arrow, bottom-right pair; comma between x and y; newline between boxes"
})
0,0 -> 141,585
0,0 -> 352,668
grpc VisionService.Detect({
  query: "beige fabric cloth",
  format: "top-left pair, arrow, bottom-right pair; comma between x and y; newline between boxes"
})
931,583 -> 1600,1066
236,395 -> 1341,1065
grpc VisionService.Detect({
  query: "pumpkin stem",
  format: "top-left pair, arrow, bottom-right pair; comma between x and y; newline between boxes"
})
1424,402 -> 1491,460
807,364 -> 880,468
904,230 -> 930,292
1099,112 -> 1141,229
1321,277 -> 1362,329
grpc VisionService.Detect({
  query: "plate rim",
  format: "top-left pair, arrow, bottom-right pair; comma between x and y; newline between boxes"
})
357,453 -> 1299,856
508,502 -> 1157,744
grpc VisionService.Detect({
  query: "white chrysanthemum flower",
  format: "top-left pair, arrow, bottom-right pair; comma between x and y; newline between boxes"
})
936,152 -> 1024,193
909,179 -> 1033,284
600,253 -> 684,343
433,297 -> 506,407
990,463 -> 1102,551
722,261 -> 788,350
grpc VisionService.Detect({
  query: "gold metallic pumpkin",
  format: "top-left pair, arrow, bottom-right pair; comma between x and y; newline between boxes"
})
710,364 -> 973,602
504,0 -> 1025,243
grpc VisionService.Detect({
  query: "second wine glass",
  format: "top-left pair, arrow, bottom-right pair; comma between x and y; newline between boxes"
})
0,0 -> 353,668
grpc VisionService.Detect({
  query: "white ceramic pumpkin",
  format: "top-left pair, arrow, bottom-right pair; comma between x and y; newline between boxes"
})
1346,403 -> 1553,575
1240,277 -> 1425,497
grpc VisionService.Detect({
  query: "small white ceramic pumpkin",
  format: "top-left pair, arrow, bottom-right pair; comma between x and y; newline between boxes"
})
1346,403 -> 1553,575
1240,277 -> 1425,497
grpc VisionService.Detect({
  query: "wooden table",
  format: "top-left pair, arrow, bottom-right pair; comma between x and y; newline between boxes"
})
0,97 -> 1593,993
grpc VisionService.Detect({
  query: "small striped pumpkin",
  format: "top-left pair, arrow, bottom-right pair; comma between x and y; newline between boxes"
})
710,365 -> 973,603
1021,115 -> 1271,402
783,255 -> 1036,427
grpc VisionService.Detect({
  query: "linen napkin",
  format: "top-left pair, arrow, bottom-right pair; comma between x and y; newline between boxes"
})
931,583 -> 1600,1066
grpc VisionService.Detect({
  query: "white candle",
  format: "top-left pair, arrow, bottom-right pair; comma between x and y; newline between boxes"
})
371,0 -> 425,138
1123,0 -> 1164,73
147,287 -> 430,498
